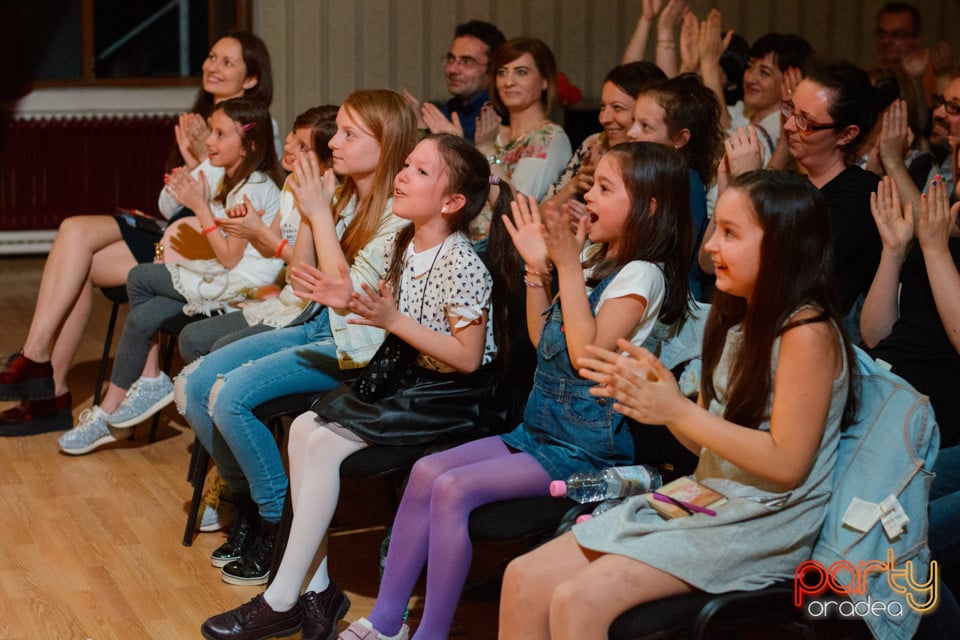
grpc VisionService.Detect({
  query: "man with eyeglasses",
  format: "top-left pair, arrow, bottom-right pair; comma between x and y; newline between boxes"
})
875,2 -> 921,68
403,20 -> 505,143
927,77 -> 960,197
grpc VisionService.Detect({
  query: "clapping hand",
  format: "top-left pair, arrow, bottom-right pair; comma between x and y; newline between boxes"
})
579,339 -> 686,426
165,166 -> 209,212
421,102 -> 464,137
289,153 -> 337,224
870,176 -> 914,257
290,262 -> 355,309
918,176 -> 960,251
216,194 -> 266,240
348,280 -> 402,330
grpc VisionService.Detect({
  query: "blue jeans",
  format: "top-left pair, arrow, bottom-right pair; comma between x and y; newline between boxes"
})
179,308 -> 348,521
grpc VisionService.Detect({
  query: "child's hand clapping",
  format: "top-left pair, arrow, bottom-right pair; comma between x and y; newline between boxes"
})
503,193 -> 551,273
347,280 -> 402,330
578,338 -> 687,426
541,196 -> 587,270
289,152 -> 337,223
216,194 -> 267,240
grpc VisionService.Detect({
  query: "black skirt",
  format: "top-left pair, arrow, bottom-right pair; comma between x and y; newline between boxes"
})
311,362 -> 505,446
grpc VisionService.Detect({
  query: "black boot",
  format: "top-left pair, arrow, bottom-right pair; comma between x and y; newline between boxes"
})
220,518 -> 280,586
210,491 -> 259,568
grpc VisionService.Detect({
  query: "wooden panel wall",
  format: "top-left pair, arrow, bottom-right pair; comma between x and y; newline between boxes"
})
253,0 -> 960,132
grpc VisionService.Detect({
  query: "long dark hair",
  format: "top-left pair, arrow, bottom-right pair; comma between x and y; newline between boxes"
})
209,97 -> 284,205
384,134 -> 515,368
700,170 -> 857,428
583,142 -> 692,325
167,31 -> 273,172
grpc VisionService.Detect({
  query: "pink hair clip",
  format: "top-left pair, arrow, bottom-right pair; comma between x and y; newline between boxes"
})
241,122 -> 257,132
489,174 -> 501,185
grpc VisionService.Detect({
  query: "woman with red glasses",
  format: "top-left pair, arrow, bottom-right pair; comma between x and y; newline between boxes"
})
780,60 -> 882,343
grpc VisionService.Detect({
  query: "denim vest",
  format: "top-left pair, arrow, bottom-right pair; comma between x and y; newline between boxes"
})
500,273 -> 634,479
811,347 -> 939,640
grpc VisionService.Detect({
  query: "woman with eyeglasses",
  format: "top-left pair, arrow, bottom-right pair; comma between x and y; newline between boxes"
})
780,60 -> 882,342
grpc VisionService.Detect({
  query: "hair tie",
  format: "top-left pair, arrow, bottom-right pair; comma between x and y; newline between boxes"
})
489,174 -> 501,185
241,122 -> 256,132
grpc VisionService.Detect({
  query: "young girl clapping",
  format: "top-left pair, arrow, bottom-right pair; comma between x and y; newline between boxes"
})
500,170 -> 857,640
58,97 -> 284,455
339,141 -> 693,640
200,133 -> 511,640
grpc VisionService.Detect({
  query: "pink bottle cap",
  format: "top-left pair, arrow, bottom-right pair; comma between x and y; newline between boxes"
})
549,480 -> 567,497
575,514 -> 593,524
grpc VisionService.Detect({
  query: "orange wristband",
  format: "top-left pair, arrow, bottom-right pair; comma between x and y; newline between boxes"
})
201,223 -> 219,235
275,238 -> 289,258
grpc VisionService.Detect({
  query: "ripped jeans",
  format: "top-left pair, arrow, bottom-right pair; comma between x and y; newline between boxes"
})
176,308 -> 348,521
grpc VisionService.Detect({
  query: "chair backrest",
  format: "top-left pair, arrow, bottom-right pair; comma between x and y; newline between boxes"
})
809,346 -> 939,640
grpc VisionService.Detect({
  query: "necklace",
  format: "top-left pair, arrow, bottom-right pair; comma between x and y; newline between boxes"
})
503,118 -> 550,147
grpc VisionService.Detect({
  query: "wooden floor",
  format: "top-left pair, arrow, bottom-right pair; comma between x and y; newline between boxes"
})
0,255 -> 507,640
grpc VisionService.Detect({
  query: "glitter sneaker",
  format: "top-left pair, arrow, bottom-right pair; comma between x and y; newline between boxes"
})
58,406 -> 118,455
107,373 -> 174,428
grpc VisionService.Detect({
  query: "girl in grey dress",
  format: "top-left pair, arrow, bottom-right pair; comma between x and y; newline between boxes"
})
498,170 -> 858,640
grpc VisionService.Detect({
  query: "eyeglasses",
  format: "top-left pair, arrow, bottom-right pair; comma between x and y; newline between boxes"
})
442,54 -> 488,70
932,94 -> 960,116
781,100 -> 840,134
875,28 -> 915,40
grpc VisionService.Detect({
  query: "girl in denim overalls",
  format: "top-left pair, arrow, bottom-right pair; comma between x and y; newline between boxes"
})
343,142 -> 694,640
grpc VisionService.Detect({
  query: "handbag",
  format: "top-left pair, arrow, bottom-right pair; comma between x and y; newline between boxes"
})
353,333 -> 419,401
351,235 -> 447,402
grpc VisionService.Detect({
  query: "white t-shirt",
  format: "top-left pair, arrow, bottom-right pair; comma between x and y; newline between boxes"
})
590,259 -> 666,348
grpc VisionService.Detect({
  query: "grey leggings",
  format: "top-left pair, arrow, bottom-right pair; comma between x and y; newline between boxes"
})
177,311 -> 272,363
110,263 -> 188,388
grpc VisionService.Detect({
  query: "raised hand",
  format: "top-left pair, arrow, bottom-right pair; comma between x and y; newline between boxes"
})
870,176 -> 914,256
698,8 -> 731,67
878,99 -> 911,169
290,262 -> 355,309
725,126 -> 765,175
347,280 -> 401,329
289,152 -> 337,223
502,193 -> 550,272
561,198 -> 589,234
473,103 -> 502,155
165,166 -> 209,212
678,9 -> 700,73
642,0 -> 665,21
401,89 -> 428,129
541,196 -> 586,270
174,112 -> 210,169
918,176 -> 960,251
421,102 -> 464,137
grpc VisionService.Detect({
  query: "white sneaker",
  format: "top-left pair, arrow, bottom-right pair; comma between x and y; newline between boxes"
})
58,406 -> 118,455
108,373 -> 174,428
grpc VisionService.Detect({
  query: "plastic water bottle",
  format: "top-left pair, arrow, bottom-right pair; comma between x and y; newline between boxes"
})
575,498 -> 624,524
550,464 -> 663,503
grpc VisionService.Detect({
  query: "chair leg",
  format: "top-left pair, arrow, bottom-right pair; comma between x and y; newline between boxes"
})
183,443 -> 211,547
94,301 -> 121,407
148,332 -> 178,442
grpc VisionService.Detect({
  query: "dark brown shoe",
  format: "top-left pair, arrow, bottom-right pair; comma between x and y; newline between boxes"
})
0,392 -> 72,436
0,353 -> 54,400
300,582 -> 350,640
200,594 -> 302,640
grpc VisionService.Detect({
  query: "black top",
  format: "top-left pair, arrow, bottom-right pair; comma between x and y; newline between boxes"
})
819,166 -> 882,314
870,239 -> 960,445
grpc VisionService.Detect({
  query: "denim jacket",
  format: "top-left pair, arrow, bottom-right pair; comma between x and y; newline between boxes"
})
811,347 -> 940,640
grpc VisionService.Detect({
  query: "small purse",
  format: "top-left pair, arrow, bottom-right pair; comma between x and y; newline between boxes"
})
351,236 -> 446,402
353,333 -> 419,401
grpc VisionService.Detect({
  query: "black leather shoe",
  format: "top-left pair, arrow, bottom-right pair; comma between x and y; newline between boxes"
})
200,594 -> 302,640
300,582 -> 351,640
211,492 -> 259,568
221,518 -> 279,585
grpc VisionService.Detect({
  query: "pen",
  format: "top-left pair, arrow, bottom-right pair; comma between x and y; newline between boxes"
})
652,492 -> 717,516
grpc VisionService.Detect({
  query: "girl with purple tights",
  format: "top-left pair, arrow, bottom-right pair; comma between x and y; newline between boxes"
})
346,141 -> 694,640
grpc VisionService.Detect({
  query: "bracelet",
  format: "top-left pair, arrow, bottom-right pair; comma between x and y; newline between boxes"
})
524,276 -> 545,288
524,263 -> 554,279
275,237 -> 289,258
201,223 -> 219,235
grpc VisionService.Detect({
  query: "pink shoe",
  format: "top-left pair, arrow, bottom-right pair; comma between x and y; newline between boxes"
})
338,617 -> 409,640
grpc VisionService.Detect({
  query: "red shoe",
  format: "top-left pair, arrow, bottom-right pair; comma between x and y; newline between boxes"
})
0,352 -> 55,401
0,392 -> 72,436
